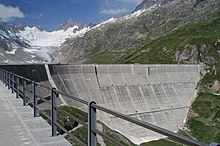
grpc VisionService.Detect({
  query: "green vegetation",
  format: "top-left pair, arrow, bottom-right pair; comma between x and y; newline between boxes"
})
141,139 -> 182,146
85,51 -> 119,64
115,9 -> 220,64
101,123 -> 135,146
187,119 -> 220,144
39,105 -> 88,139
58,105 -> 88,122
186,91 -> 220,144
65,126 -> 89,146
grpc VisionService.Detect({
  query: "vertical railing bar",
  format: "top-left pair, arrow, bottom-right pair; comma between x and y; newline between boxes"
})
16,75 -> 19,98
33,81 -> 38,117
88,101 -> 97,146
9,73 -> 11,90
51,87 -> 57,136
1,70 -> 3,82
9,72 -> 12,90
3,71 -> 5,84
12,73 -> 14,93
2,70 -> 4,84
23,78 -> 26,106
7,72 -> 10,89
0,69 -> 1,81
5,71 -> 8,87
6,71 -> 8,87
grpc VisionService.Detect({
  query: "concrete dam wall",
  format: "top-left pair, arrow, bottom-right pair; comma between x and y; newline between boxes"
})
49,64 -> 203,144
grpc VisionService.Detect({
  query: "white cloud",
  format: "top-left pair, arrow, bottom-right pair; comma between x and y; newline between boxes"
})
100,8 -> 129,15
0,4 -> 25,22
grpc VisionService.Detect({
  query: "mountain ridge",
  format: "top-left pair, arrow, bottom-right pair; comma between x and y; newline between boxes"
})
55,0 -> 220,64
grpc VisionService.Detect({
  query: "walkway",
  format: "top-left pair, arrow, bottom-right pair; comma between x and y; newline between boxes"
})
0,82 -> 71,146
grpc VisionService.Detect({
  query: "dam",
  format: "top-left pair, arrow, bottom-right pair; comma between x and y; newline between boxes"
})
0,63 -> 203,144
49,64 -> 203,144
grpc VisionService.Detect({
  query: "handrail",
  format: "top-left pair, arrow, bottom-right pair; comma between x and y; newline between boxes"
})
0,68 -> 216,146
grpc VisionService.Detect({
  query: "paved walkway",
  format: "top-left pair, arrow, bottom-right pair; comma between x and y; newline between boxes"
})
0,82 -> 71,146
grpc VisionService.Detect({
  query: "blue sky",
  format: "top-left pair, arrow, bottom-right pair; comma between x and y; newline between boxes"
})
0,0 -> 142,31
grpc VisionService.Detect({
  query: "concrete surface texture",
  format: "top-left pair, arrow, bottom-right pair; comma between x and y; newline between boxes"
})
0,82 -> 71,146
49,64 -> 203,144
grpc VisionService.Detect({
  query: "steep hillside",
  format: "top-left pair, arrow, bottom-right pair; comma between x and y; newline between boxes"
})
122,9 -> 220,65
120,8 -> 220,144
56,0 -> 220,64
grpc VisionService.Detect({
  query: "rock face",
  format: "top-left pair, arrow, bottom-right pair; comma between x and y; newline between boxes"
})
56,0 -> 220,64
134,0 -> 172,11
54,18 -> 76,31
53,18 -> 91,31
15,22 -> 27,31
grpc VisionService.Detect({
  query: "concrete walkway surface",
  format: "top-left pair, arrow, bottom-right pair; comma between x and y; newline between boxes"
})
0,82 -> 72,146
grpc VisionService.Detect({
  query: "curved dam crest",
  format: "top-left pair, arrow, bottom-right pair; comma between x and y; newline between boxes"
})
49,64 -> 203,144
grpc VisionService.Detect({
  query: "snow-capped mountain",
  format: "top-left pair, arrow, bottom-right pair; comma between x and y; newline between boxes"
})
17,25 -> 90,47
0,23 -> 46,64
0,19 -> 91,64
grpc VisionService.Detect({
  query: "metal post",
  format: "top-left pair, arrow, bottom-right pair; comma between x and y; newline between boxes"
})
23,78 -> 26,106
51,87 -> 57,136
7,72 -> 10,89
12,74 -> 14,93
8,72 -> 10,89
3,70 -> 6,84
3,71 -> 5,84
5,72 -> 8,87
0,69 -> 3,82
88,101 -> 97,146
33,81 -> 38,117
16,76 -> 19,99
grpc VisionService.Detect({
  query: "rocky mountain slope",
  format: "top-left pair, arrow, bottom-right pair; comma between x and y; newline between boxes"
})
55,0 -> 220,64
0,23 -> 41,64
0,20 -> 90,64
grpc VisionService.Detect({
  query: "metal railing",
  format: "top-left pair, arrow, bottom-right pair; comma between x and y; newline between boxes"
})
0,68 -> 213,146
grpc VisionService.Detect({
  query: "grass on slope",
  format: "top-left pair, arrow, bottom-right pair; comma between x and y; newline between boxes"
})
123,10 -> 220,64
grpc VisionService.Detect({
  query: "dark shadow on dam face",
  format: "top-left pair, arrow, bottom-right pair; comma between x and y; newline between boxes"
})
0,64 -> 48,82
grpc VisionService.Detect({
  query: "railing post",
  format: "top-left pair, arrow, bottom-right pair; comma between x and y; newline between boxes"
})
51,87 -> 57,136
33,81 -> 38,117
9,73 -> 11,90
0,69 -> 2,81
6,71 -> 8,87
2,70 -> 4,84
16,76 -> 19,99
12,74 -> 14,93
23,78 -> 26,106
88,101 -> 97,146
8,72 -> 10,89
5,71 -> 7,86
3,71 -> 5,84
